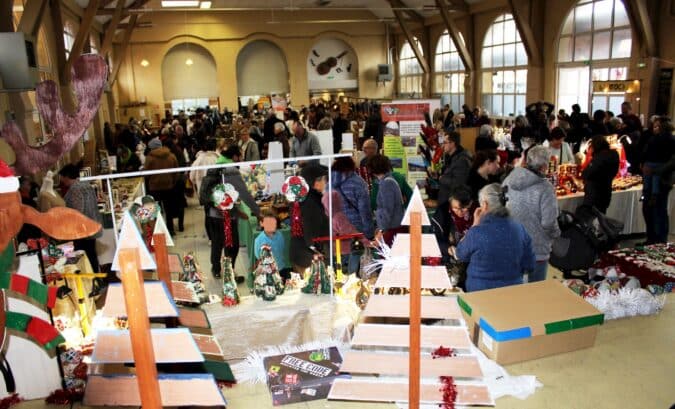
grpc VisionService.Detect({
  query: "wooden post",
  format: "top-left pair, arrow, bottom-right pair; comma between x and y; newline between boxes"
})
409,212 -> 422,408
153,234 -> 172,298
118,248 -> 162,409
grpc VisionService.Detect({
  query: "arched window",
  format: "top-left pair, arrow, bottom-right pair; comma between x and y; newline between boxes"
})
556,0 -> 632,115
399,37 -> 423,96
481,13 -> 527,119
63,21 -> 75,58
162,43 -> 218,113
434,30 -> 465,111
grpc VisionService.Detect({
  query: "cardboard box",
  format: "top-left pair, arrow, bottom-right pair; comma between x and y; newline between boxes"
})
264,347 -> 347,406
457,280 -> 604,365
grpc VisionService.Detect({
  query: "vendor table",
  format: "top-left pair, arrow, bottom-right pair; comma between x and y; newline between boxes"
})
598,243 -> 675,287
556,185 -> 675,235
202,291 -> 359,360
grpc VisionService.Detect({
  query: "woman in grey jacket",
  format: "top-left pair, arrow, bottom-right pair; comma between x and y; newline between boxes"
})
502,145 -> 561,282
368,154 -> 404,246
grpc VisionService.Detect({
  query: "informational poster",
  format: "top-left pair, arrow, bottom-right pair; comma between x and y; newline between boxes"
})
383,135 -> 406,174
272,96 -> 287,113
263,347 -> 345,406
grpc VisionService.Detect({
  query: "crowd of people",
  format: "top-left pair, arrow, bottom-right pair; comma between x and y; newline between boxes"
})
32,97 -> 671,293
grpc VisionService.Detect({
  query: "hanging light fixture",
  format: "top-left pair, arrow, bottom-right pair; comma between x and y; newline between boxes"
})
185,57 -> 194,66
140,59 -> 150,67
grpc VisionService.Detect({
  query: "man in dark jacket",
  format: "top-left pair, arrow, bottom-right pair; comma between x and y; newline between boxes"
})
200,145 -> 260,278
582,136 -> 620,214
438,131 -> 472,205
289,164 -> 329,272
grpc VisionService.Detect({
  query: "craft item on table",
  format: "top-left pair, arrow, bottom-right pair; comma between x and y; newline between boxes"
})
0,159 -> 102,255
583,287 -> 666,320
181,252 -> 202,283
211,183 -> 239,248
281,176 -> 309,238
221,256 -> 240,307
598,243 -> 675,288
25,238 -> 49,251
1,55 -> 108,175
302,254 -> 332,295
130,196 -> 160,252
243,164 -> 269,200
284,272 -> 304,290
111,211 -> 156,272
253,245 -> 285,301
172,280 -> 208,305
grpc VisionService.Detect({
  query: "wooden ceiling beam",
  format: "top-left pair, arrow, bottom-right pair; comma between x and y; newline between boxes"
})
17,0 -> 48,37
446,0 -> 468,13
66,0 -> 100,72
110,14 -> 137,86
49,0 -> 68,83
506,0 -> 542,66
621,0 -> 657,57
435,0 -> 473,71
388,0 -> 429,73
100,0 -> 125,56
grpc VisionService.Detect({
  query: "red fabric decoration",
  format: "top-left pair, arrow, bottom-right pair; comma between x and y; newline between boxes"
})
73,362 -> 88,380
26,238 -> 49,250
10,275 -> 29,294
46,286 -> 57,308
439,376 -> 457,409
26,316 -> 59,345
423,257 -> 443,266
0,393 -> 22,409
291,202 -> 303,238
2,55 -> 107,175
0,160 -> 14,178
431,345 -> 455,359
222,210 -> 233,247
45,388 -> 84,405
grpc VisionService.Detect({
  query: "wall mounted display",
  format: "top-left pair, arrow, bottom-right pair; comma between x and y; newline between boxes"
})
307,38 -> 358,91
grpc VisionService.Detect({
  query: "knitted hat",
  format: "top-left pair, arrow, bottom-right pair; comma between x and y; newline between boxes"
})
0,159 -> 19,194
148,137 -> 163,150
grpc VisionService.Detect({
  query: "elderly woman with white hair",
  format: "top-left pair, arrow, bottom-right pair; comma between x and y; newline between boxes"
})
474,124 -> 498,153
503,146 -> 561,282
456,183 -> 535,292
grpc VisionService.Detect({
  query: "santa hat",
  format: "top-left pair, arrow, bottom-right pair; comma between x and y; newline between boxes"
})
0,159 -> 19,193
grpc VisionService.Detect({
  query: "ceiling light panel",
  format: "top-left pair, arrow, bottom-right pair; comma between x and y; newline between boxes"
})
161,1 -> 200,7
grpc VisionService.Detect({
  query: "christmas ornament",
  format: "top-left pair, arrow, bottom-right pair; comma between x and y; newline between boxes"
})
281,176 -> 309,238
211,183 -> 239,247
130,196 -> 160,252
302,254 -> 332,295
253,245 -> 285,301
221,256 -> 240,307
2,55 -> 108,175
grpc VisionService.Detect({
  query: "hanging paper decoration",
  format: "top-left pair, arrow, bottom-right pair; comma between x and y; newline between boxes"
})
302,254 -> 332,295
1,55 -> 108,175
252,245 -> 285,301
281,176 -> 309,238
211,183 -> 239,248
0,274 -> 57,308
130,196 -> 160,252
221,256 -> 240,307
3,311 -> 64,352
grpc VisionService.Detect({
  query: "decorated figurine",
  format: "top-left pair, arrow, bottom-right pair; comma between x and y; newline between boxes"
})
221,256 -> 240,306
302,254 -> 332,295
211,183 -> 239,247
281,176 -> 309,238
253,244 -> 285,301
130,196 -> 160,252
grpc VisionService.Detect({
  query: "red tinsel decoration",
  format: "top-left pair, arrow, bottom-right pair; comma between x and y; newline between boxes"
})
222,297 -> 238,307
423,257 -> 443,266
222,210 -> 233,247
291,202 -> 303,238
217,380 -> 236,389
45,388 -> 84,405
439,376 -> 457,409
73,362 -> 88,380
144,223 -> 154,252
431,345 -> 455,359
0,393 -> 22,409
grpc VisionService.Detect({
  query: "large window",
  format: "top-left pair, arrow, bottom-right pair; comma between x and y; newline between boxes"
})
434,30 -> 465,111
481,14 -> 528,118
64,21 -> 75,58
556,0 -> 632,113
399,37 -> 423,96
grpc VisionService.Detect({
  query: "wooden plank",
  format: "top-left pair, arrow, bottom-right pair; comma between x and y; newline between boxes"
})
340,351 -> 483,378
177,306 -> 211,329
351,324 -> 472,350
91,328 -> 204,364
328,379 -> 493,406
118,248 -> 161,409
376,265 -> 451,289
102,281 -> 178,318
362,295 -> 462,320
391,234 -> 441,258
409,212 -> 422,409
192,333 -> 224,358
172,280 -> 201,303
83,374 -> 227,407
167,253 -> 184,274
153,234 -> 172,298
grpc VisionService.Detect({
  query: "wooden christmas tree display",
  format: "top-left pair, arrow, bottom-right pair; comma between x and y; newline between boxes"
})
328,187 -> 494,407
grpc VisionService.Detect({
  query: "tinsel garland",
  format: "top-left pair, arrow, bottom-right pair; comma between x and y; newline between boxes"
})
291,202 -> 303,238
0,393 -> 22,409
144,223 -> 154,252
222,210 -> 233,247
439,376 -> 457,409
431,345 -> 455,359
45,388 -> 84,405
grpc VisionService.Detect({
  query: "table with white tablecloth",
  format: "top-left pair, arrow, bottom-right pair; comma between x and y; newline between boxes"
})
556,185 -> 675,235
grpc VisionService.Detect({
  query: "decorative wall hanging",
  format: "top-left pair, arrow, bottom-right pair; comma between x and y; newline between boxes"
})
1,54 -> 108,175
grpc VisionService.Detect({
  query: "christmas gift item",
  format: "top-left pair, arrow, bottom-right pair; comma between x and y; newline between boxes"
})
130,196 -> 160,252
281,176 -> 309,238
253,245 -> 285,301
211,183 -> 239,247
221,256 -> 240,307
302,254 -> 332,295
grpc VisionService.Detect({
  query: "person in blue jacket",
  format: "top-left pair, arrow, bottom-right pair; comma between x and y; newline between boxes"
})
456,183 -> 535,292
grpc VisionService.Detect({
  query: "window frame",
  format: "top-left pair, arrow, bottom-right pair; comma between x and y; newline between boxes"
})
398,37 -> 424,97
433,30 -> 466,111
